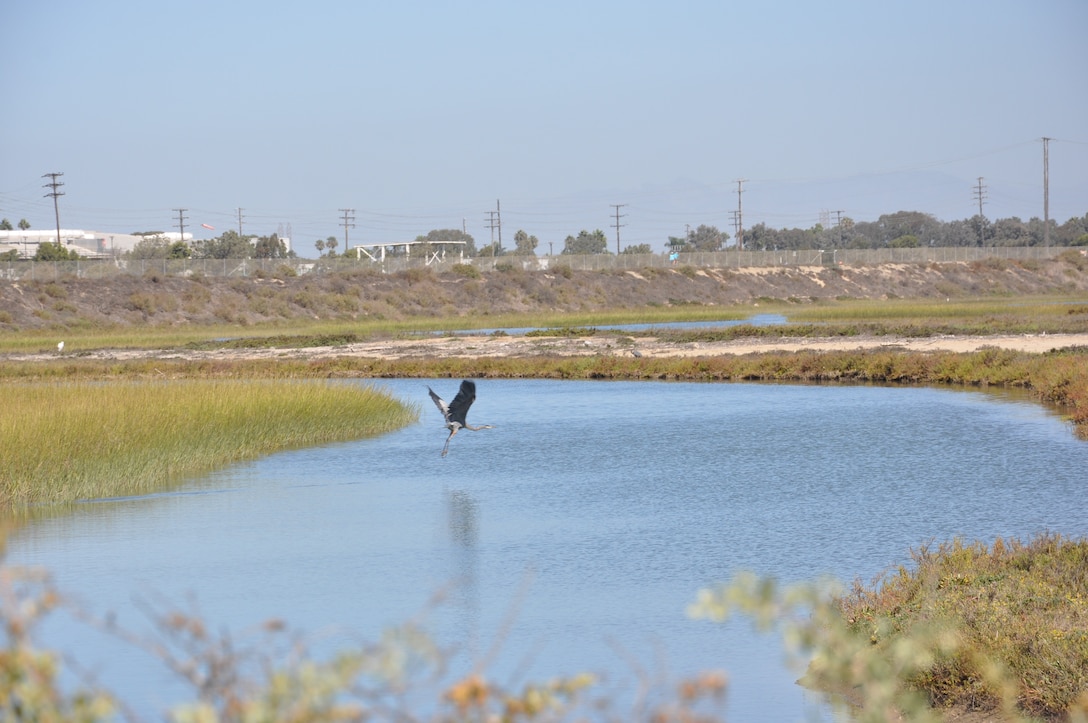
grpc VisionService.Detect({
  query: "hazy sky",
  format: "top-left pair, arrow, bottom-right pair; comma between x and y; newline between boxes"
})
2,0 -> 1085,253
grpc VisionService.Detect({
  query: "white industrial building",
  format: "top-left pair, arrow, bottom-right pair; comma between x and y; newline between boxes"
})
0,230 -> 191,258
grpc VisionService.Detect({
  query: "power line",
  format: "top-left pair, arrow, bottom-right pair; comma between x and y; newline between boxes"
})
610,203 -> 627,254
1042,137 -> 1051,248
339,208 -> 356,250
42,172 -> 64,246
734,179 -> 746,250
484,210 -> 499,255
173,208 -> 188,242
972,177 -> 987,246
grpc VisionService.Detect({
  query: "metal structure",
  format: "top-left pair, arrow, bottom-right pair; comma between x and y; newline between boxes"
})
351,240 -> 466,265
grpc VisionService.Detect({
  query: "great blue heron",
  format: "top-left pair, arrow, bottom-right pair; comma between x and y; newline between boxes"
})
427,380 -> 494,457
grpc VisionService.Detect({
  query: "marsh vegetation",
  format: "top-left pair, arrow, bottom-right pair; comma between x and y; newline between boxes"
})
1,264 -> 1087,720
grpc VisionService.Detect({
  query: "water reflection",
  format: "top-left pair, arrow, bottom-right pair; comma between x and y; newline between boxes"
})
445,488 -> 481,654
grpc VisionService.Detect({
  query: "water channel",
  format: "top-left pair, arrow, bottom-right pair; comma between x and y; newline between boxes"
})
8,379 -> 1088,720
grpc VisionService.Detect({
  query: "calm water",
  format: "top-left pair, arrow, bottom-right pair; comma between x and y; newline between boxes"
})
8,379 -> 1088,721
427,312 -> 788,336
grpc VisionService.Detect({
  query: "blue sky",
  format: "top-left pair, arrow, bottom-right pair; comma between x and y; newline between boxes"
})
2,0 -> 1085,253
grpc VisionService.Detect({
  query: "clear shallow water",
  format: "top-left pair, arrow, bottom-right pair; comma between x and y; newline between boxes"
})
9,379 -> 1088,720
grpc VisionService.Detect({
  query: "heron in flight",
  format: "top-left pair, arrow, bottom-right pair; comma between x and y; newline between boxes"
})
428,379 -> 494,457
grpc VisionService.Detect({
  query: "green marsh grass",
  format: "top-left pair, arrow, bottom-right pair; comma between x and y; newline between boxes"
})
4,294 -> 1085,355
0,307 -> 755,354
0,379 -> 418,507
786,295 -> 1088,326
834,533 -> 1088,719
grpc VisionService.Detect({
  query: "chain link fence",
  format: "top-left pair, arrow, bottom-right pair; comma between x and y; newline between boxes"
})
1,245 -> 1077,281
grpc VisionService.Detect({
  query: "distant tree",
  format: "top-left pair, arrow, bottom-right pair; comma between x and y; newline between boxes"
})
743,223 -> 780,251
666,235 -> 690,252
18,218 -> 30,231
34,240 -> 80,261
863,211 -> 942,247
833,216 -> 857,248
992,217 -> 1028,246
688,224 -> 727,252
512,229 -> 539,256
561,229 -> 608,255
167,240 -> 192,259
940,219 -> 976,247
666,225 -> 728,252
968,215 -> 992,246
0,219 -> 12,231
314,238 -> 326,256
477,240 -> 505,257
416,228 -> 476,258
193,230 -> 254,259
0,249 -> 20,261
1056,214 -> 1088,246
324,236 -> 339,256
622,243 -> 653,254
254,233 -> 288,259
128,235 -> 173,259
888,234 -> 920,248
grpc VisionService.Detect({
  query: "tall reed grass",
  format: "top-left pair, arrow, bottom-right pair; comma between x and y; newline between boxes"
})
0,380 -> 418,507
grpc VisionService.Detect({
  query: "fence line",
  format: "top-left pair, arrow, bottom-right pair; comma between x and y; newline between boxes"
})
0,246 -> 1077,281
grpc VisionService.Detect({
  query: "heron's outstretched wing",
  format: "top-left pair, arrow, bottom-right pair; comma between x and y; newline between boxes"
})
446,380 -> 476,427
428,386 -> 451,423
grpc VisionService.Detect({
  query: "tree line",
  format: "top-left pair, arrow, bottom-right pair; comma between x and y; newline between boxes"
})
3,209 -> 1086,263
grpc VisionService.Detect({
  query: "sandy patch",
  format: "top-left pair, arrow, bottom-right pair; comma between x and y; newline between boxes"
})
7,333 -> 1087,364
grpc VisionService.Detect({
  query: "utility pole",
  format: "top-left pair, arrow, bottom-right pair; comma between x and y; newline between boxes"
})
833,210 -> 844,247
173,208 -> 188,244
495,199 -> 502,249
973,177 -> 987,246
734,179 -> 746,251
485,210 -> 498,256
42,172 -> 64,246
236,207 -> 245,237
1042,137 -> 1051,248
610,203 -> 627,254
339,208 -> 356,252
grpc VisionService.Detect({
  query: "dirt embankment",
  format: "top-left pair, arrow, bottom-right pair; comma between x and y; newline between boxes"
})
2,255 -> 1088,332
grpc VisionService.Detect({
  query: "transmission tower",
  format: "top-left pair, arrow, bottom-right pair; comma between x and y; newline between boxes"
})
41,172 -> 65,246
237,207 -> 245,237
734,179 -> 746,250
972,177 -> 987,246
610,203 -> 627,254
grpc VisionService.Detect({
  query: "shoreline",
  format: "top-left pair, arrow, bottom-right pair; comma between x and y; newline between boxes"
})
5,332 -> 1087,364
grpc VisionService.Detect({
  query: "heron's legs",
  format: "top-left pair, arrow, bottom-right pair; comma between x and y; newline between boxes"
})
441,427 -> 458,457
